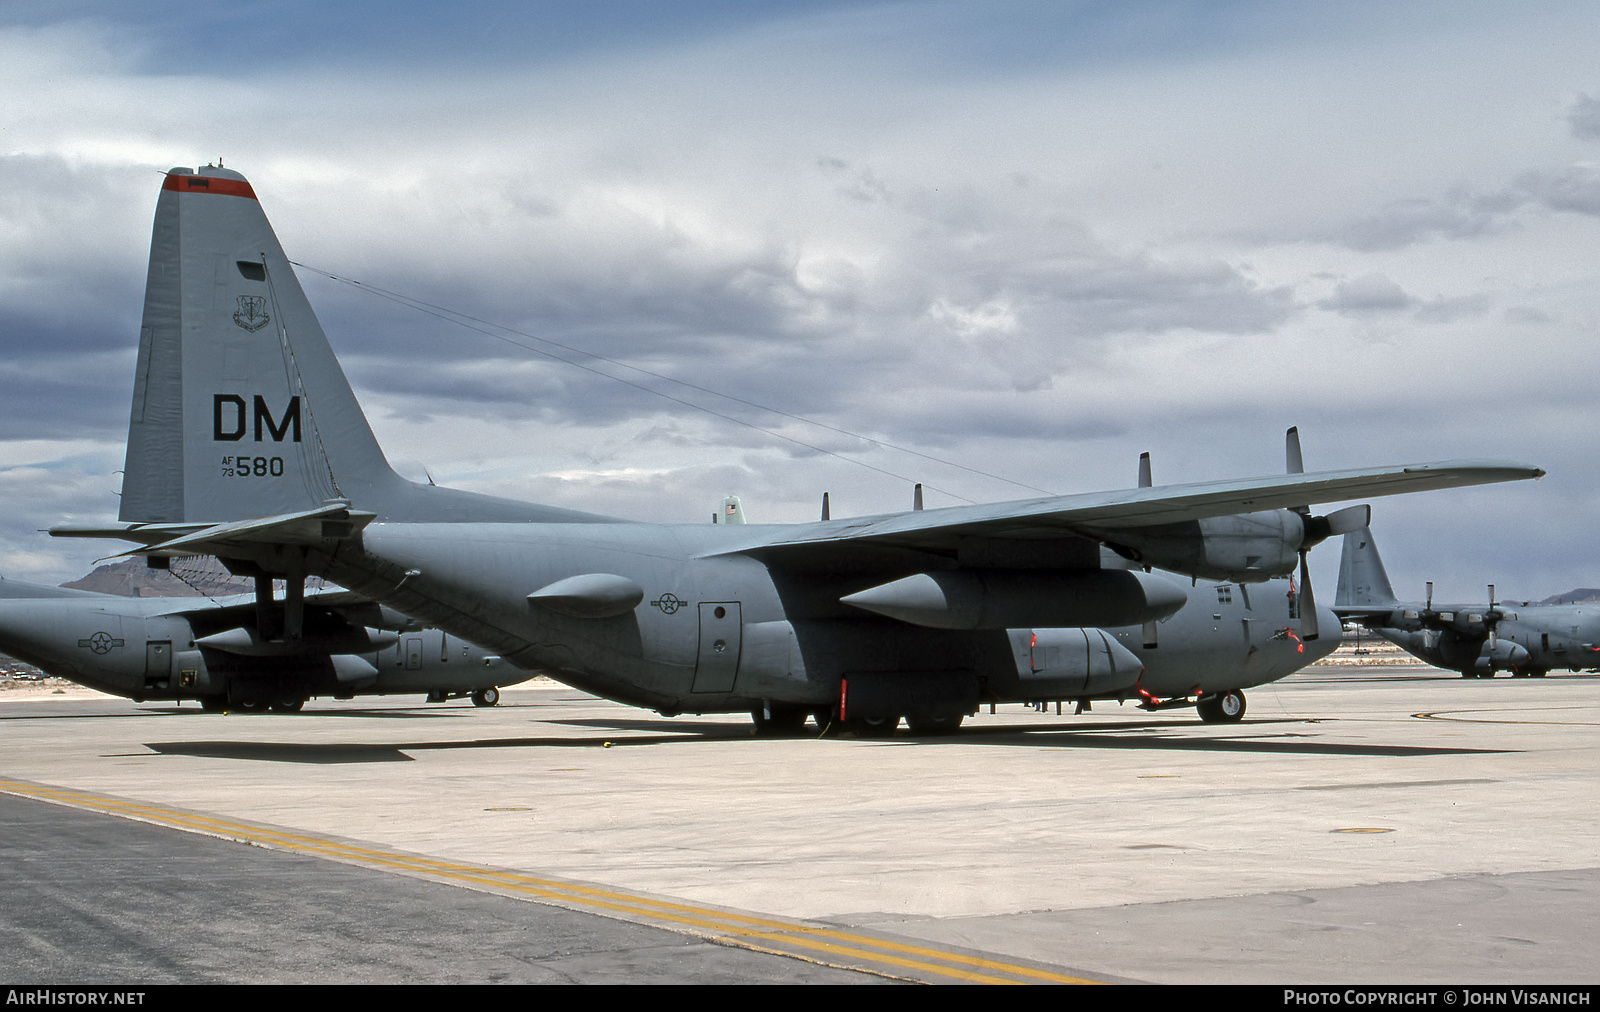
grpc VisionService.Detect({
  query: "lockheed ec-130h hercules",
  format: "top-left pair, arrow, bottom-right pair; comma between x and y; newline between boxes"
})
0,575 -> 519,711
51,165 -> 1544,734
1336,527 -> 1600,678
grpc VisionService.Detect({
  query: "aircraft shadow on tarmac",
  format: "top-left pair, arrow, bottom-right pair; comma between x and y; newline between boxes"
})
140,730 -> 745,764
140,717 -> 1513,764
0,705 -> 482,722
557,716 -> 1512,757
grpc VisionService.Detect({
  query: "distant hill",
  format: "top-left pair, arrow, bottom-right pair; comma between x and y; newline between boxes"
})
60,559 -> 250,598
1536,589 -> 1600,606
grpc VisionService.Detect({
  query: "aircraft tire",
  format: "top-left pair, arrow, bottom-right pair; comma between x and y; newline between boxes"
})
472,687 -> 500,707
846,714 -> 899,737
1197,690 -> 1246,723
199,697 -> 225,713
906,714 -> 964,736
751,704 -> 807,736
270,699 -> 305,713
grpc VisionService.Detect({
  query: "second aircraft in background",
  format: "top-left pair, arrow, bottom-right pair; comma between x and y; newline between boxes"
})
1335,527 -> 1600,677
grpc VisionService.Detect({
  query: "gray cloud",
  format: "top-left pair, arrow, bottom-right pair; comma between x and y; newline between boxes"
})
3,2 -> 1600,600
1319,273 -> 1413,313
1568,93 -> 1600,140
1518,164 -> 1600,216
1336,188 -> 1523,252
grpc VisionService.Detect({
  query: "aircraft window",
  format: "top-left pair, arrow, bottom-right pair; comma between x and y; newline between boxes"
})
236,261 -> 266,281
1216,586 -> 1232,604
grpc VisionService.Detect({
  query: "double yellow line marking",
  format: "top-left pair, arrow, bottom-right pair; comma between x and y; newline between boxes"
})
0,777 -> 1102,985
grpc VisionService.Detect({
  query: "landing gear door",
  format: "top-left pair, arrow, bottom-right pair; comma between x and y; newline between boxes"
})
692,602 -> 742,693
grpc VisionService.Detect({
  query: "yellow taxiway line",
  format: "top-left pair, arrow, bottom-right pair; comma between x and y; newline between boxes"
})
0,777 -> 1105,985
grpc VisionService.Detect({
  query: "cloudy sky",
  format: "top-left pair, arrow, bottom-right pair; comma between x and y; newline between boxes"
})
3,0 -> 1599,604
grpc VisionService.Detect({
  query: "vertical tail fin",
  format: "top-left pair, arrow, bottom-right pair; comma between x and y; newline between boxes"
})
120,166 -> 403,524
119,165 -> 614,527
1335,526 -> 1399,608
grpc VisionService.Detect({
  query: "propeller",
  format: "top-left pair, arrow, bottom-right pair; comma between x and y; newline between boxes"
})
1137,452 -> 1156,645
1487,584 -> 1498,651
1284,426 -> 1370,640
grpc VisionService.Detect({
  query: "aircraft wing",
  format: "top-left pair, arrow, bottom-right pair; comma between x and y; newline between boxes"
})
719,459 -> 1542,555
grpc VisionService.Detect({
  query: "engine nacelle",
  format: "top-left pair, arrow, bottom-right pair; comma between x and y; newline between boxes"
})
1086,511 -> 1304,583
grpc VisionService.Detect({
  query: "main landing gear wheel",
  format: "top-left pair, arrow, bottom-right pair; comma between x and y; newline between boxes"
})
906,714 -> 965,736
472,687 -> 500,707
846,714 -> 900,737
751,704 -> 807,736
1197,689 -> 1246,723
270,699 -> 305,713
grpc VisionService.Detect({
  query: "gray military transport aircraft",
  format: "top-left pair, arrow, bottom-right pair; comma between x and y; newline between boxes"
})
0,575 -> 518,710
48,165 -> 1544,735
1335,527 -> 1600,678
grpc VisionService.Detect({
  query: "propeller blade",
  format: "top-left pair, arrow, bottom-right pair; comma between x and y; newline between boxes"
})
1298,503 -> 1372,549
1285,427 -> 1310,516
1286,426 -> 1304,476
1325,504 -> 1371,536
1299,551 -> 1320,641
1487,584 -> 1499,645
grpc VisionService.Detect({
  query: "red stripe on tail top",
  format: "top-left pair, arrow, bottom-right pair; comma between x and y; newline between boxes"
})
162,174 -> 258,200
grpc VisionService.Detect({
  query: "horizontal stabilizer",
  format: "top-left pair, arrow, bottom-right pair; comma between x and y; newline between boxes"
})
50,521 -> 212,544
109,503 -> 375,559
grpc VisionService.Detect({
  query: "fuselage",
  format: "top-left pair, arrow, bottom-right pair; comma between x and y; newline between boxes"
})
0,584 -> 518,703
309,519 -> 1333,714
1366,603 -> 1600,673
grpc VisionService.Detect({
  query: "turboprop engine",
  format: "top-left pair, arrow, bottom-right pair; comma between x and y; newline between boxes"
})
1083,505 -> 1372,584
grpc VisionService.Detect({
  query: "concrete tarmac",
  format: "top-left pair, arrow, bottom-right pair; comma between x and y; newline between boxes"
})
1,667 -> 1597,984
